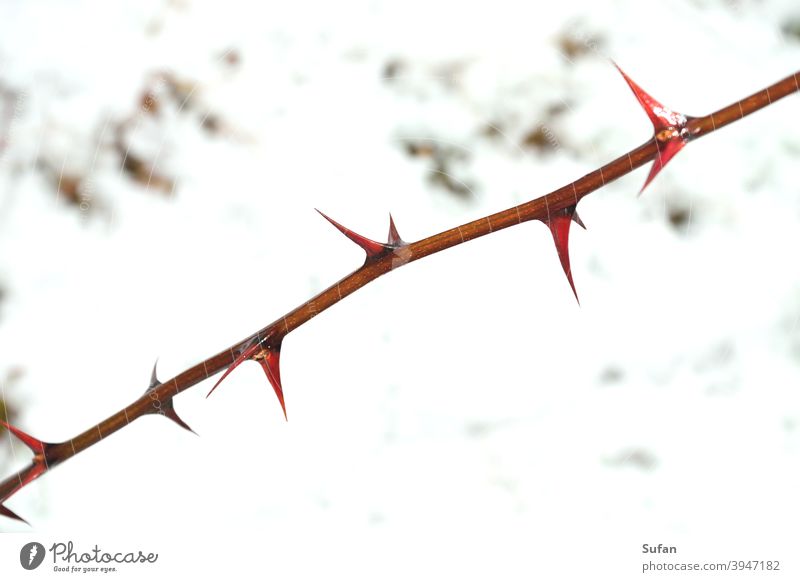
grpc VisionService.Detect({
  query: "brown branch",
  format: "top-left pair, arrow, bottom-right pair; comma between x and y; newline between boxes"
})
1,67 -> 798,524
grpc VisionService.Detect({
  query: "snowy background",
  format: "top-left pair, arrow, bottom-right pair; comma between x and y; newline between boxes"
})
0,0 -> 799,579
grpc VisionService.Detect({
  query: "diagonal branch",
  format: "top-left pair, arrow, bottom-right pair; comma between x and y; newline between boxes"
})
1,66 -> 798,523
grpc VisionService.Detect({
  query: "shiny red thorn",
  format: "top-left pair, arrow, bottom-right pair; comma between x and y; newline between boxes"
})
208,339 -> 287,420
641,139 -> 685,192
0,420 -> 46,454
614,62 -> 692,193
257,349 -> 286,421
316,209 -> 390,259
544,206 -> 580,304
207,341 -> 263,397
614,62 -> 686,130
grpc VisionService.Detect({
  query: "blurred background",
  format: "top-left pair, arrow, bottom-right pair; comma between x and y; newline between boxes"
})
0,0 -> 798,578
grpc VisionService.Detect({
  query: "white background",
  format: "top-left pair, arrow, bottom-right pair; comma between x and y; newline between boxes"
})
0,0 -> 799,579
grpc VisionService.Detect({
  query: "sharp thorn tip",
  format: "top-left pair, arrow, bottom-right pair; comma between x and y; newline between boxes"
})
0,503 -> 29,524
149,358 -> 160,389
543,207 -> 581,305
318,209 -> 389,258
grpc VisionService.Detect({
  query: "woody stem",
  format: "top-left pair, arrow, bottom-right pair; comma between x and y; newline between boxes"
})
1,70 -> 797,510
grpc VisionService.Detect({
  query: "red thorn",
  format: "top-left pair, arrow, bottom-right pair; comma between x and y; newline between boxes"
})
207,340 -> 263,398
316,209 -> 390,259
207,338 -> 287,420
639,138 -> 686,194
0,420 -> 46,454
613,62 -> 692,193
614,62 -> 686,131
0,503 -> 28,524
387,213 -> 405,246
257,348 -> 286,421
544,206 -> 580,304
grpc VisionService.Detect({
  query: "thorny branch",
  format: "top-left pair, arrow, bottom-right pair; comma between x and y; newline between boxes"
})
1,65 -> 798,524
